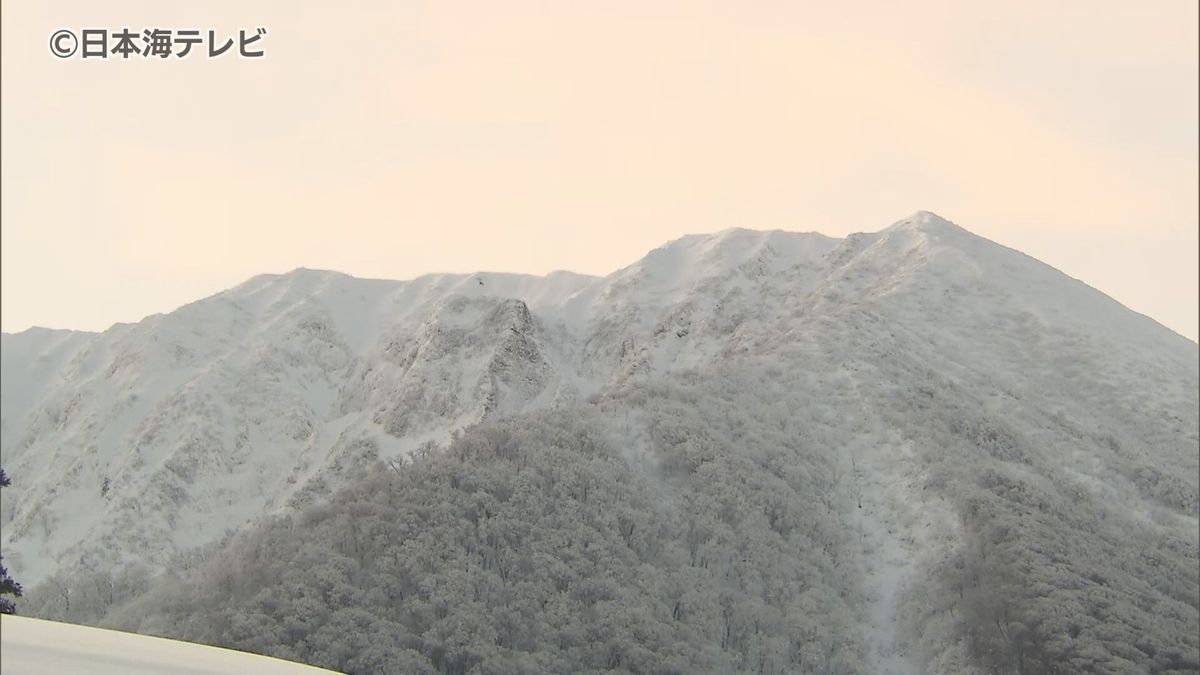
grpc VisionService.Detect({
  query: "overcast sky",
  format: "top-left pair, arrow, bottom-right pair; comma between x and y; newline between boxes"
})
2,1 -> 1197,340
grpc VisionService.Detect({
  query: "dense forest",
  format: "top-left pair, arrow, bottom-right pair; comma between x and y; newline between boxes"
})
23,342 -> 1200,674
101,385 -> 869,674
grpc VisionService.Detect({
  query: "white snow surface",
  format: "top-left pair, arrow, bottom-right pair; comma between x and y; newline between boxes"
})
2,211 -> 1197,673
0,615 -> 340,674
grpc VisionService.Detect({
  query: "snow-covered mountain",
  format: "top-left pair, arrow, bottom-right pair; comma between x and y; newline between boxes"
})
0,222 -> 835,586
2,211 -> 1197,672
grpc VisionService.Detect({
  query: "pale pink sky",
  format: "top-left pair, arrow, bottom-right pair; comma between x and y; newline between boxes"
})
2,1 -> 1197,340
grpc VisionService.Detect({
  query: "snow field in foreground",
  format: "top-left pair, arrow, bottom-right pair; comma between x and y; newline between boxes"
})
0,615 -> 340,674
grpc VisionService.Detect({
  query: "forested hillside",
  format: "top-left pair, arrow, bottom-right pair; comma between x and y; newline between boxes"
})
105,340 -> 1200,673
6,213 -> 1197,673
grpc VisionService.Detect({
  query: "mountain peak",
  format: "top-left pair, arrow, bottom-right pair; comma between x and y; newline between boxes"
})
885,210 -> 963,234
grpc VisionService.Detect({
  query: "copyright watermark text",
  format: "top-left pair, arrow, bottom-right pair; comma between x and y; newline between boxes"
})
50,28 -> 268,59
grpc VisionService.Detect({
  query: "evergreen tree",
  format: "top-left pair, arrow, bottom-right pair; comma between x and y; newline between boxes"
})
0,467 -> 24,614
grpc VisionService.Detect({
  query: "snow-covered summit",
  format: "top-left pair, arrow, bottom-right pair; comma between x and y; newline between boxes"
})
884,209 -> 962,231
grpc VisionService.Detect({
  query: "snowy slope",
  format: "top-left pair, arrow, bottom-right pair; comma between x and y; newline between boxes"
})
0,615 -> 339,674
0,224 -> 844,587
2,211 -> 1196,672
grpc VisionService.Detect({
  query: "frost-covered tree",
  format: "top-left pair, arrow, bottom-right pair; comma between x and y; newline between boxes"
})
0,467 -> 25,614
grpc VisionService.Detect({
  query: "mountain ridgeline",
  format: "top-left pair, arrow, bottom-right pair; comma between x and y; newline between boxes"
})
2,212 -> 1197,674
